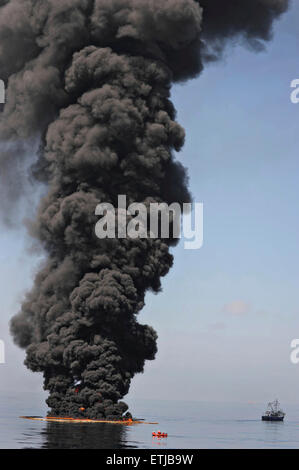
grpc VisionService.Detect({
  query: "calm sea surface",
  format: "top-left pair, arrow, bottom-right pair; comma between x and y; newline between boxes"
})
1,393 -> 299,449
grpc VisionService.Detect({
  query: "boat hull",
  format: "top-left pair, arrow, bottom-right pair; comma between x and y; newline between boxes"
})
262,416 -> 284,421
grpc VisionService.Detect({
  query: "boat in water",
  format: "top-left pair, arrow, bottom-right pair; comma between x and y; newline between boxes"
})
262,399 -> 285,421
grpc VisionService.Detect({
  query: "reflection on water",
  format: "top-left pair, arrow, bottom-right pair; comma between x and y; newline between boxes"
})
38,422 -> 134,449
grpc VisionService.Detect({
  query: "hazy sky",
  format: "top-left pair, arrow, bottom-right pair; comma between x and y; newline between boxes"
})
1,2 -> 299,409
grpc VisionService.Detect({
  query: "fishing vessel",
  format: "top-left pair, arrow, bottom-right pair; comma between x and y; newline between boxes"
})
262,399 -> 285,421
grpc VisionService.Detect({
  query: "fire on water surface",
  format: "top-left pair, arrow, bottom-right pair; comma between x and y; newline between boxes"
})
20,416 -> 158,425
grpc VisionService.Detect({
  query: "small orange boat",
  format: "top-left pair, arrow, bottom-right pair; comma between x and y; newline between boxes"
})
152,430 -> 168,438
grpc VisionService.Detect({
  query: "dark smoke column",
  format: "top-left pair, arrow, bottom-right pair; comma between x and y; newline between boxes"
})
0,0 -> 287,419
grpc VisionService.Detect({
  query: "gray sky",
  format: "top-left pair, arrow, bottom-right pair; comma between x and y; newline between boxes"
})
1,1 -> 299,407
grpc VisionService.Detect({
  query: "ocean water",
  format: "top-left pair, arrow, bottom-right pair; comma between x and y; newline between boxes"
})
1,393 -> 299,449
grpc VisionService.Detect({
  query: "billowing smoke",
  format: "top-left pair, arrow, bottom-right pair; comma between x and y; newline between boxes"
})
0,0 -> 287,419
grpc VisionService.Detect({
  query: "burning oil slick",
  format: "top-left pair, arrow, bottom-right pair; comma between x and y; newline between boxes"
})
0,1 -> 288,419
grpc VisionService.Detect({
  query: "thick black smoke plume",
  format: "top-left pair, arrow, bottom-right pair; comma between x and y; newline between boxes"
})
0,0 -> 287,419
